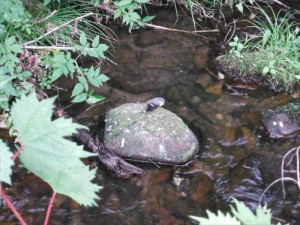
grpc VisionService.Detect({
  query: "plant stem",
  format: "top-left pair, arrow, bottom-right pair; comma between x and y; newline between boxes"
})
23,12 -> 94,46
0,186 -> 27,225
12,145 -> 24,161
44,191 -> 57,225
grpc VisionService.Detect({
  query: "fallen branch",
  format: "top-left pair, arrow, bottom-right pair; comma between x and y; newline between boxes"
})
75,128 -> 144,178
144,23 -> 219,34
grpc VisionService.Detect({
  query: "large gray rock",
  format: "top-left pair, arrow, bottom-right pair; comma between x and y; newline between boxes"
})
103,102 -> 199,164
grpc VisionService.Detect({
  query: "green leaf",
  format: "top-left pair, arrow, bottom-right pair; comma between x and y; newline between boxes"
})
72,83 -> 84,97
43,0 -> 51,6
92,35 -> 100,48
235,2 -> 243,13
114,8 -> 122,20
10,92 -> 101,206
114,0 -> 133,7
51,68 -> 63,82
142,16 -> 155,23
72,92 -> 88,103
78,75 -> 89,90
0,75 -> 13,89
86,95 -> 105,105
189,210 -> 241,225
262,29 -> 271,46
0,139 -> 15,185
80,32 -> 87,47
5,36 -> 16,46
10,44 -> 23,54
262,66 -> 269,74
230,198 -> 262,225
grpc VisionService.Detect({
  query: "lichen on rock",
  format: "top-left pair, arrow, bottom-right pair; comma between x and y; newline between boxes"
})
103,102 -> 199,164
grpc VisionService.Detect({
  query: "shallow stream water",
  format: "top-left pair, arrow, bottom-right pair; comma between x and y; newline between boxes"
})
1,6 -> 300,225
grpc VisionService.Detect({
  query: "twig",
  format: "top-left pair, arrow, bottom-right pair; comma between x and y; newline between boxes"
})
38,10 -> 58,24
23,12 -> 94,46
143,23 -> 219,34
44,191 -> 57,225
0,186 -> 27,225
22,46 -> 74,50
268,0 -> 300,14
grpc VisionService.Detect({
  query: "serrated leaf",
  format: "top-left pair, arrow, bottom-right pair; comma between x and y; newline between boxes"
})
78,75 -> 88,90
0,139 -> 15,185
0,75 -> 13,89
10,44 -> 23,54
80,32 -> 87,47
114,8 -> 122,20
92,35 -> 100,48
10,92 -> 101,206
230,198 -> 258,224
189,210 -> 241,225
5,36 -> 16,46
72,83 -> 84,97
51,68 -> 63,82
72,92 -> 88,103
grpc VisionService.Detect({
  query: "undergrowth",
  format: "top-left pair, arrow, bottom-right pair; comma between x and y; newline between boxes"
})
227,6 -> 300,91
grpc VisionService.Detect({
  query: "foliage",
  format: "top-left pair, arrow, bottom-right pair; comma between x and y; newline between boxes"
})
190,198 -> 289,225
113,0 -> 155,32
229,36 -> 245,58
10,92 -> 101,206
227,6 -> 300,90
0,0 -> 114,130
0,140 -> 15,185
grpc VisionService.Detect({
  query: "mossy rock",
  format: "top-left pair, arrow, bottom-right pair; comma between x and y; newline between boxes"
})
103,102 -> 199,164
216,54 -> 294,92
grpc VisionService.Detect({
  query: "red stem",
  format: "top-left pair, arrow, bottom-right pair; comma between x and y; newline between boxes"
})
44,191 -> 57,225
12,145 -> 24,161
0,186 -> 27,225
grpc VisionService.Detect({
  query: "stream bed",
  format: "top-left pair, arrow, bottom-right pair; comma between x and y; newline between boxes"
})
1,6 -> 300,225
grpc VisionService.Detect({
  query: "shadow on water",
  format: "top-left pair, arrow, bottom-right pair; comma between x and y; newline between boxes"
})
1,7 -> 300,225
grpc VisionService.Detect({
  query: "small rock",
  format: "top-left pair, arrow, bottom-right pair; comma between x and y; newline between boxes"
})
261,101 -> 300,138
205,83 -> 223,95
194,45 -> 211,69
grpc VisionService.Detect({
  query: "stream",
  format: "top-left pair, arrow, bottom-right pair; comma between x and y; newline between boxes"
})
1,6 -> 300,225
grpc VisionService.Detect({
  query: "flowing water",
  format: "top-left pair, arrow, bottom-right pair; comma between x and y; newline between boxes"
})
1,7 -> 300,225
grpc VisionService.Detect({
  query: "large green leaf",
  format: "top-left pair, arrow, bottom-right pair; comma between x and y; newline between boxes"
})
189,210 -> 240,225
0,139 -> 15,185
230,198 -> 272,225
10,92 -> 101,206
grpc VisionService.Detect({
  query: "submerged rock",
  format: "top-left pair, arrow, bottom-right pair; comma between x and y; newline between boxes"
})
103,100 -> 199,164
261,101 -> 300,138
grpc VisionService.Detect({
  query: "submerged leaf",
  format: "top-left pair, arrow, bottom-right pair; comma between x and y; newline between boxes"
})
0,139 -> 15,185
11,92 -> 101,206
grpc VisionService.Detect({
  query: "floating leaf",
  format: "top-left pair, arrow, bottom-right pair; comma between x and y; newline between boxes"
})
0,139 -> 15,185
11,92 -> 101,206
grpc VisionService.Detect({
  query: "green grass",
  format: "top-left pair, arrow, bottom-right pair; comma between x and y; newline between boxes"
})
227,6 -> 300,90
